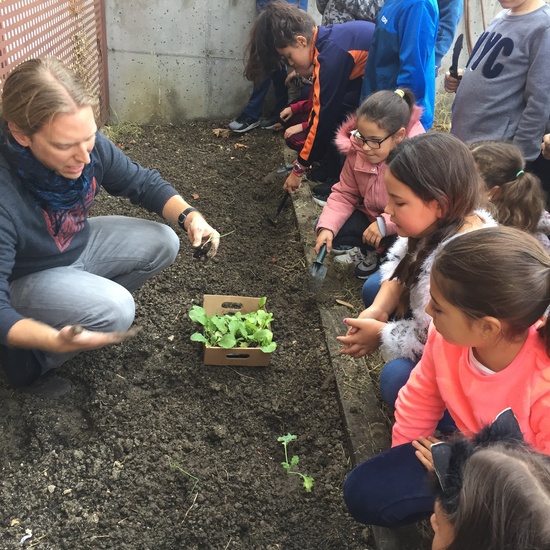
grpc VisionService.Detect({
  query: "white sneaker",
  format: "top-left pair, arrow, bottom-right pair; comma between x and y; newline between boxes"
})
333,247 -> 366,265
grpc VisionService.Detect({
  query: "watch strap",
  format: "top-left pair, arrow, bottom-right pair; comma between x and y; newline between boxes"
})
177,207 -> 198,229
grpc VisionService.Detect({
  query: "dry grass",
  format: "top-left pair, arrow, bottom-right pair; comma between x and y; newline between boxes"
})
101,121 -> 144,143
431,93 -> 453,133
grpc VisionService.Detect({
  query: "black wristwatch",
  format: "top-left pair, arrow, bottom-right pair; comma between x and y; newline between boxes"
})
177,207 -> 198,230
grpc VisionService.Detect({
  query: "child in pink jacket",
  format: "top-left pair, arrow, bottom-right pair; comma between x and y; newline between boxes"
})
343,226 -> 550,528
314,89 -> 424,279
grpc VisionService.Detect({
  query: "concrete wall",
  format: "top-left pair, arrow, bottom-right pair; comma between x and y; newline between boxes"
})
105,0 -> 320,124
105,0 -> 506,124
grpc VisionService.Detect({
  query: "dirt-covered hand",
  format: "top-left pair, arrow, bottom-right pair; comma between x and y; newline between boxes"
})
186,214 -> 220,259
55,324 -> 143,353
412,436 -> 441,471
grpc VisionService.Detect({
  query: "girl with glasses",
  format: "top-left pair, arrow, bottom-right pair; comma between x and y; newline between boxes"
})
314,89 -> 424,279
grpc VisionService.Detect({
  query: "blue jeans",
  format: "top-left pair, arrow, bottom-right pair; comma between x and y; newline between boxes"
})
242,67 -> 288,121
8,216 -> 179,374
344,443 -> 435,527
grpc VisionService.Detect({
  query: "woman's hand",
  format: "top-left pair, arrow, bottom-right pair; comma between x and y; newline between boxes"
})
280,106 -> 293,122
284,124 -> 302,139
54,324 -> 143,354
283,171 -> 303,192
337,317 -> 385,358
185,212 -> 220,259
315,229 -> 333,254
412,436 -> 441,471
363,221 -> 383,249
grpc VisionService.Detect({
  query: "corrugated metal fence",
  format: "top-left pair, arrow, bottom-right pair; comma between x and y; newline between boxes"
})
0,0 -> 109,125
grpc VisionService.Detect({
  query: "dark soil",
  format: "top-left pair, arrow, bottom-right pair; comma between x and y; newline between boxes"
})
0,123 -> 374,549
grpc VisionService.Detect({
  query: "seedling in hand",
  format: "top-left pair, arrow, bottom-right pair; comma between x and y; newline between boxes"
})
192,229 -> 235,261
278,433 -> 314,492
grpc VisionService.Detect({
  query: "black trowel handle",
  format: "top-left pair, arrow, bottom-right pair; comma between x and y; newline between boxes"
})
275,191 -> 290,217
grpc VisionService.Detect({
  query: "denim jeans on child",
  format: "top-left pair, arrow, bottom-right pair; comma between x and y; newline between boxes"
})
344,442 -> 435,527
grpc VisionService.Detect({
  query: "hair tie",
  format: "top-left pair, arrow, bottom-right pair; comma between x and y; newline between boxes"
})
516,170 -> 524,178
394,89 -> 405,99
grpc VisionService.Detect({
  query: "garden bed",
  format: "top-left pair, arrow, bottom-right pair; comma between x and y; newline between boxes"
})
0,122 -> 374,549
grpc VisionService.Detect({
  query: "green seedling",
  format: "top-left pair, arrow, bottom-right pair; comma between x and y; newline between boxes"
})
278,433 -> 314,492
170,462 -> 200,493
189,297 -> 276,353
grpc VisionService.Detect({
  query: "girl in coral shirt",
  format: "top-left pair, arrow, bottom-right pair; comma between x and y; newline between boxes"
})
344,226 -> 550,528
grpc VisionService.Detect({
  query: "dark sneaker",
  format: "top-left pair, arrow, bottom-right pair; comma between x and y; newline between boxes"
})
260,116 -> 283,130
354,252 -> 380,279
307,165 -> 329,184
228,114 -> 260,133
312,179 -> 337,197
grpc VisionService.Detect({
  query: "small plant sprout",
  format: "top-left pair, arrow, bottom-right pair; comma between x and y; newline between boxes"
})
189,297 -> 276,353
278,433 -> 314,492
170,462 -> 200,493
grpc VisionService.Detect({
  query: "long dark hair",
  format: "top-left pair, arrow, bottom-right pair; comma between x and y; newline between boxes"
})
438,444 -> 550,549
388,133 -> 482,317
244,0 -> 315,84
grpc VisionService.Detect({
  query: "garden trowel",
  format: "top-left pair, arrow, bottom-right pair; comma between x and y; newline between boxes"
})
268,191 -> 290,226
309,244 -> 327,292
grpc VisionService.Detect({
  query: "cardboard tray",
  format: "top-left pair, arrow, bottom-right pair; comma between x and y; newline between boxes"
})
201,295 -> 272,367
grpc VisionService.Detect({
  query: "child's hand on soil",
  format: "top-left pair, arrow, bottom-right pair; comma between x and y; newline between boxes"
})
337,318 -> 384,358
363,221 -> 383,249
412,436 -> 441,471
280,106 -> 293,121
283,172 -> 302,192
315,229 -> 334,253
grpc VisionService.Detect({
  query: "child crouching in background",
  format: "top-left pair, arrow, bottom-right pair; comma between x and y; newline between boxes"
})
470,141 -> 550,253
314,89 -> 424,279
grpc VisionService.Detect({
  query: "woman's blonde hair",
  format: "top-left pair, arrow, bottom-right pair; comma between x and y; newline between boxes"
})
1,57 -> 98,136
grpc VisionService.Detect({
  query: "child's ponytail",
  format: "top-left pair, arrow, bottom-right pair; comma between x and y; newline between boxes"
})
470,141 -> 545,233
356,88 -> 416,133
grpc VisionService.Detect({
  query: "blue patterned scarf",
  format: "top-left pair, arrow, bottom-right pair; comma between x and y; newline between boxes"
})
0,127 -> 95,236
